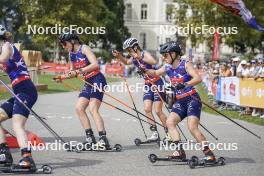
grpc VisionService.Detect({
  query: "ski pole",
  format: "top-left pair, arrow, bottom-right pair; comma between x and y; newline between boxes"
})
0,79 -> 71,146
122,76 -> 147,139
190,93 -> 261,139
60,81 -> 164,127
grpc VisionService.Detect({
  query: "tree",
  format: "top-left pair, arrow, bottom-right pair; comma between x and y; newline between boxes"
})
173,0 -> 264,54
99,0 -> 130,51
0,0 -> 23,41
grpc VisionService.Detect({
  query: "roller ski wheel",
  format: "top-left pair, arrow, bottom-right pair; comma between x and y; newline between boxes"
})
0,164 -> 53,174
188,156 -> 199,169
148,154 -> 188,163
41,165 -> 53,174
134,138 -> 160,146
188,156 -> 225,169
148,154 -> 158,163
113,144 -> 122,152
80,144 -> 123,152
134,138 -> 141,146
217,157 -> 226,165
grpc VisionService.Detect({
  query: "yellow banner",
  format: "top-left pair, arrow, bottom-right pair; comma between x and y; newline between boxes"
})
240,78 -> 264,108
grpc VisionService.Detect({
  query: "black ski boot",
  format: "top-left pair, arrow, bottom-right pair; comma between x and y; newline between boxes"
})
15,148 -> 36,171
0,143 -> 13,167
82,129 -> 97,149
168,141 -> 186,160
95,131 -> 110,150
203,146 -> 216,164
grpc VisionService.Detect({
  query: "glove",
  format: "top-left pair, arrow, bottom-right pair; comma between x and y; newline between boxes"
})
67,70 -> 79,78
53,75 -> 63,83
175,83 -> 186,90
53,74 -> 69,83
136,67 -> 146,76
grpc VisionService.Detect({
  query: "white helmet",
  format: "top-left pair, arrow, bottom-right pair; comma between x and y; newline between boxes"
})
123,38 -> 139,50
0,25 -> 7,36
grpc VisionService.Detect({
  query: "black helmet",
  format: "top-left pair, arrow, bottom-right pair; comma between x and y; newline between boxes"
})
58,30 -> 79,43
160,41 -> 183,56
123,38 -> 139,50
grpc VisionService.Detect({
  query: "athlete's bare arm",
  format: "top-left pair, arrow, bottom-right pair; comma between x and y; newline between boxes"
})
81,45 -> 99,73
142,51 -> 157,65
185,62 -> 202,86
112,50 -> 133,65
145,65 -> 166,76
0,43 -> 12,64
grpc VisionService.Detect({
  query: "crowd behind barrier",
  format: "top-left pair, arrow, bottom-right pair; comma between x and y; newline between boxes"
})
197,56 -> 264,119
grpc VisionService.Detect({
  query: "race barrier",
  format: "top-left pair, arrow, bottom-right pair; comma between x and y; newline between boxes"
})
105,63 -> 124,76
39,62 -> 71,73
40,62 -> 124,76
203,76 -> 264,108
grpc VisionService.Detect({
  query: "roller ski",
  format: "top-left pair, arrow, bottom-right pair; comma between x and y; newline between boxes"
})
75,135 -> 122,152
188,155 -> 225,169
148,148 -> 187,163
0,164 -> 53,174
187,145 -> 225,169
0,147 -> 52,174
134,129 -> 161,146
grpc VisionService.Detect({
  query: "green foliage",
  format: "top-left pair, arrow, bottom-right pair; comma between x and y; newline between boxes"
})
99,0 -> 130,50
19,0 -> 107,45
94,49 -> 113,62
173,0 -> 264,53
1,0 -> 130,60
0,0 -> 23,41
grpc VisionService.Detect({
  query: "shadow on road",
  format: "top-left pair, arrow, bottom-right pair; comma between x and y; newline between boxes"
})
149,156 -> 256,167
39,157 -> 103,170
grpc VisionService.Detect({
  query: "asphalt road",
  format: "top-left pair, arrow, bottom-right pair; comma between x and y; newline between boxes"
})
1,78 -> 264,176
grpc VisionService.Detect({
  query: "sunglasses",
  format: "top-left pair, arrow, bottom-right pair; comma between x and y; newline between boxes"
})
126,48 -> 133,53
162,53 -> 169,57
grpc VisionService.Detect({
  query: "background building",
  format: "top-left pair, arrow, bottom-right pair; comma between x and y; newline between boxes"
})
124,0 -> 178,60
123,0 -> 233,63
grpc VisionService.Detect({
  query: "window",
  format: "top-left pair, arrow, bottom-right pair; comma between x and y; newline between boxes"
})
141,4 -> 147,20
126,3 -> 132,20
166,38 -> 171,43
166,4 -> 173,22
139,33 -> 146,49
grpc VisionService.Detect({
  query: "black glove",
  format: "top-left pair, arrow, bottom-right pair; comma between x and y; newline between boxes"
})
175,83 -> 186,90
136,67 -> 146,76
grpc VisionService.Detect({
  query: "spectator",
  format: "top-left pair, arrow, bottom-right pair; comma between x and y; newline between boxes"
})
237,60 -> 250,77
231,57 -> 240,76
256,58 -> 264,78
220,63 -> 232,77
249,59 -> 260,78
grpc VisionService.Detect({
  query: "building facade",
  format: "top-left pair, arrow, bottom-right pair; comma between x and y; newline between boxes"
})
123,0 -> 233,63
124,0 -> 178,59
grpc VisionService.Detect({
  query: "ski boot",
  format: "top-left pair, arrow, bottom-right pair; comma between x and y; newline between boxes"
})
15,149 -> 36,171
202,146 -> 216,164
95,134 -> 111,150
0,143 -> 13,167
148,141 -> 188,163
134,125 -> 160,146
